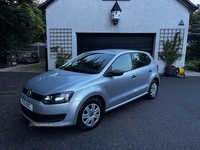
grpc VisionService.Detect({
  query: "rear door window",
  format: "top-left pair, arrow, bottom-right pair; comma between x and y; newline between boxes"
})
132,52 -> 151,69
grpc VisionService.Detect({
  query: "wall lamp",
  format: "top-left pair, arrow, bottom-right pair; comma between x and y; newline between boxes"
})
111,0 -> 122,25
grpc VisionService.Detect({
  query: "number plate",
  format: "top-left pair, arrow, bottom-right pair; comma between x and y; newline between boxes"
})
20,98 -> 33,111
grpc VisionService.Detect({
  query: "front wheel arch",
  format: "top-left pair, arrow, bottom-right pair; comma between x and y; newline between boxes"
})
76,97 -> 104,130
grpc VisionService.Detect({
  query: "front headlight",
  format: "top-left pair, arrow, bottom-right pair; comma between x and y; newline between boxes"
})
42,91 -> 74,104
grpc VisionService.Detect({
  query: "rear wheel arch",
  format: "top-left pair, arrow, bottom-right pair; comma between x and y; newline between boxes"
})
147,78 -> 159,99
153,77 -> 160,86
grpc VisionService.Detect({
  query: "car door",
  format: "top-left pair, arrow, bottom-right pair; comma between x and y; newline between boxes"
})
131,52 -> 152,96
106,53 -> 138,109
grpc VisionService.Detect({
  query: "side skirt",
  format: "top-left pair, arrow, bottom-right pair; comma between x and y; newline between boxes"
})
105,92 -> 148,113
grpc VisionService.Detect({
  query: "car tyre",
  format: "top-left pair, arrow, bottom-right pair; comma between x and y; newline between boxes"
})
31,52 -> 38,59
76,97 -> 103,131
147,80 -> 158,99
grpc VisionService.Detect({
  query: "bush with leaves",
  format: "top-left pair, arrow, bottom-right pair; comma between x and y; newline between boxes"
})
159,32 -> 182,67
185,60 -> 200,71
50,46 -> 72,67
55,53 -> 72,68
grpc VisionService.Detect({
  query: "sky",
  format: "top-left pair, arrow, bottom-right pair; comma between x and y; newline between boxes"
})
38,0 -> 199,5
190,0 -> 199,5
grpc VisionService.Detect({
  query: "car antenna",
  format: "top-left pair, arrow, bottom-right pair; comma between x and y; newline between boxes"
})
129,44 -> 133,49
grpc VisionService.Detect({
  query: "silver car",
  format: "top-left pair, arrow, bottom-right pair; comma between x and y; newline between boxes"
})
20,49 -> 160,130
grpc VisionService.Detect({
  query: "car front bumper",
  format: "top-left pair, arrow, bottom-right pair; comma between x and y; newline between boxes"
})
20,92 -> 80,127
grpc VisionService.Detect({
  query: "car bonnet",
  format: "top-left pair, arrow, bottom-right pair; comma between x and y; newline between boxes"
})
24,69 -> 95,95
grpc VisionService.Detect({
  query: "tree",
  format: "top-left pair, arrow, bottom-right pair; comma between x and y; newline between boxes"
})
0,0 -> 45,48
185,8 -> 200,71
187,8 -> 200,62
189,9 -> 200,33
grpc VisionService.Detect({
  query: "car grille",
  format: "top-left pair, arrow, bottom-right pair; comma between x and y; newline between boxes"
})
21,105 -> 66,122
22,87 -> 44,101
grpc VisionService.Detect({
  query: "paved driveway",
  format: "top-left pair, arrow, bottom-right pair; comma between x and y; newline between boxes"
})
0,72 -> 200,150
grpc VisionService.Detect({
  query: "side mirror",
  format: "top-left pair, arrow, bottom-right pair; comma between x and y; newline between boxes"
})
107,69 -> 124,77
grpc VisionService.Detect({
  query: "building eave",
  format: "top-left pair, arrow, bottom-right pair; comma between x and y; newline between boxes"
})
38,0 -> 199,12
39,0 -> 56,11
178,0 -> 199,12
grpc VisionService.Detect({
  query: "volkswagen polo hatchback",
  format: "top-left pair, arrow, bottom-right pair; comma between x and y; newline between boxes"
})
20,49 -> 160,130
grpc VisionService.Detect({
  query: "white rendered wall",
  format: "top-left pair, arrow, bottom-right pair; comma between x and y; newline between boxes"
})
45,0 -> 190,73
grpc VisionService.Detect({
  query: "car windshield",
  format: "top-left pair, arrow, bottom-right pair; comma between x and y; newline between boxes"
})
60,53 -> 114,74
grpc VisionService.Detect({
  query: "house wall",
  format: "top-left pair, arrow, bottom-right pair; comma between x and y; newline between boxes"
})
45,0 -> 190,73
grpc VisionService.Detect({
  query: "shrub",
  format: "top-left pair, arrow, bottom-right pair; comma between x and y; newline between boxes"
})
185,60 -> 200,72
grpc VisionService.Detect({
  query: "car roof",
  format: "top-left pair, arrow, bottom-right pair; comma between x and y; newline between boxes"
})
85,49 -> 148,55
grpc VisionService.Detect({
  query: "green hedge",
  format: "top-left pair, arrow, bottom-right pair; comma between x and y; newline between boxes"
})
185,60 -> 200,72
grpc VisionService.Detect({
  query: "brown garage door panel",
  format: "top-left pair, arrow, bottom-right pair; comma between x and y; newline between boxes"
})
77,33 -> 154,55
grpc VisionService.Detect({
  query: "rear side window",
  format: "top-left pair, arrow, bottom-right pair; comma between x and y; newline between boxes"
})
132,52 -> 151,68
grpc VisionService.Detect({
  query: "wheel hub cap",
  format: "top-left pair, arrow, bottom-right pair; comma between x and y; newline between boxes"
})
82,103 -> 100,127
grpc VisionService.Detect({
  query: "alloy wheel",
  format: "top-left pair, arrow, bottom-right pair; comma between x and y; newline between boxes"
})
82,103 -> 101,127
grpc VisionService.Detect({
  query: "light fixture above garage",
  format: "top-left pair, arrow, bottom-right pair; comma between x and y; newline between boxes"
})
111,0 -> 122,25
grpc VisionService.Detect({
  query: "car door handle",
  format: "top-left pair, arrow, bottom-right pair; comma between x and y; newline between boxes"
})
132,75 -> 136,78
149,69 -> 152,73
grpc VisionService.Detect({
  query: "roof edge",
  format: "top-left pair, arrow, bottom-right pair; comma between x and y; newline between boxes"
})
178,0 -> 199,12
38,0 -> 199,12
39,0 -> 55,11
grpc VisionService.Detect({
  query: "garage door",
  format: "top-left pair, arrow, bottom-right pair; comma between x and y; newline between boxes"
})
77,33 -> 154,55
